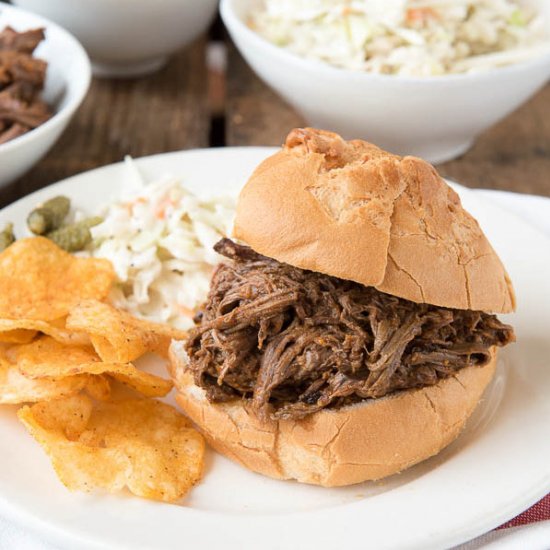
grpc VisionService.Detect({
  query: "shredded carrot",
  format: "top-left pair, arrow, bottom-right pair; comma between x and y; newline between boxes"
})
406,8 -> 437,24
154,198 -> 175,220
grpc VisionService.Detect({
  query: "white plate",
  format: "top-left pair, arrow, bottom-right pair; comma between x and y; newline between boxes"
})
0,148 -> 549,550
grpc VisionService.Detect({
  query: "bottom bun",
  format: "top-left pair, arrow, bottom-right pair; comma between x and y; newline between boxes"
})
168,342 -> 497,487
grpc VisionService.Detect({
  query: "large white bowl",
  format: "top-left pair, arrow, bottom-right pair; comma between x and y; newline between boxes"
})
13,0 -> 219,78
222,0 -> 550,163
0,4 -> 91,189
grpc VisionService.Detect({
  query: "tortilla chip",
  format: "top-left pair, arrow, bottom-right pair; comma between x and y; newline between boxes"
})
66,300 -> 187,362
0,346 -> 88,404
18,397 -> 205,502
0,237 -> 114,321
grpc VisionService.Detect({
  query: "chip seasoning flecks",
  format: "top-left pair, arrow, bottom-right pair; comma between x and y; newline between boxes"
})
18,397 -> 205,502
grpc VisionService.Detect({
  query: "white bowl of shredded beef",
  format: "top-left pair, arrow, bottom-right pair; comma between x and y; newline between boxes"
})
0,4 -> 90,188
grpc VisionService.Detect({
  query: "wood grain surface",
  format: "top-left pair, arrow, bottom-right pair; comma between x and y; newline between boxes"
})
225,45 -> 550,197
1,35 -> 549,209
0,39 -> 209,208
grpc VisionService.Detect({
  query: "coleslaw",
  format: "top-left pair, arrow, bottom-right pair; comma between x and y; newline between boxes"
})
250,0 -> 549,76
87,159 -> 235,330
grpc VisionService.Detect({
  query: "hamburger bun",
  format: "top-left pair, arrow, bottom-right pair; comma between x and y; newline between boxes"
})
169,341 -> 498,487
233,128 -> 515,313
170,128 -> 513,487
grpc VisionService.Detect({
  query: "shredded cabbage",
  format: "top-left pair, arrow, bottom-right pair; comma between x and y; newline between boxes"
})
87,158 -> 235,330
250,0 -> 549,76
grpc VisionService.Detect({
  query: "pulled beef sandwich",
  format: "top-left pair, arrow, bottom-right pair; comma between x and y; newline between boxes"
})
169,128 -> 515,487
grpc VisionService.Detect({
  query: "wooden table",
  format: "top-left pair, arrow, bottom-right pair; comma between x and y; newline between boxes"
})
225,44 -> 550,197
1,35 -> 549,208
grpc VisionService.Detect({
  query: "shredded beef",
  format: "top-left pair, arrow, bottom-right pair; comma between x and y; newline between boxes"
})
186,239 -> 515,421
0,27 -> 52,145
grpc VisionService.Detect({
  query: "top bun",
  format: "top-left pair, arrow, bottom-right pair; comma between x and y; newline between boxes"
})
233,128 -> 515,313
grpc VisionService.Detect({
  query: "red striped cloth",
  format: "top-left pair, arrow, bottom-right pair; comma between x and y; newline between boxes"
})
498,493 -> 550,529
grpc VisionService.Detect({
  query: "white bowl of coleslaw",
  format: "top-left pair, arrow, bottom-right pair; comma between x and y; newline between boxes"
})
222,0 -> 550,163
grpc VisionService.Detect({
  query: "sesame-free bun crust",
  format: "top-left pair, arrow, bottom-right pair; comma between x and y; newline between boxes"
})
233,128 -> 515,313
169,341 -> 498,487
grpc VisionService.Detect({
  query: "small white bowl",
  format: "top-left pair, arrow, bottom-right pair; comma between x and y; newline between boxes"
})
0,4 -> 91,189
13,0 -> 219,78
222,0 -> 550,163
